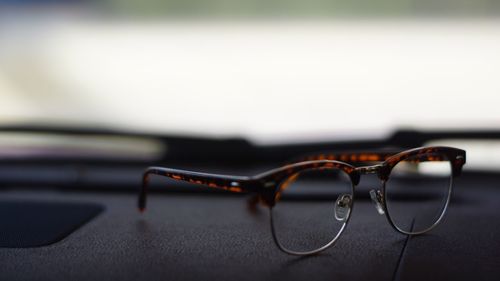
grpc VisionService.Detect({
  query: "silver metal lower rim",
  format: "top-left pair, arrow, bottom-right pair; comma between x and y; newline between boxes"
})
383,175 -> 454,236
269,188 -> 355,256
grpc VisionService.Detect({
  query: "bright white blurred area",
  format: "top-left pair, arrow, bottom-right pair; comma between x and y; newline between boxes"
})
1,15 -> 499,143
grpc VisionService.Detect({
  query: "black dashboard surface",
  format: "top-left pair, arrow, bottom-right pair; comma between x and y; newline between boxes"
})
0,173 -> 499,281
0,200 -> 103,248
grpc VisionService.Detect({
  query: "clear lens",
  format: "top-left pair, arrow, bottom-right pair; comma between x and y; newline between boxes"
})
271,168 -> 353,254
384,154 -> 452,234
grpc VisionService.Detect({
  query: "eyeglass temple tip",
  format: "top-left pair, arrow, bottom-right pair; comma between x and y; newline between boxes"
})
138,171 -> 152,213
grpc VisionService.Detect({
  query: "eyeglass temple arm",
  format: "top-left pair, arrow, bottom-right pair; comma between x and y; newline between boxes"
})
139,167 -> 253,212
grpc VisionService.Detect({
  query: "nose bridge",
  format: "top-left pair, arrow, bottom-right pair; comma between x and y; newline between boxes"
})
356,164 -> 383,175
355,164 -> 387,216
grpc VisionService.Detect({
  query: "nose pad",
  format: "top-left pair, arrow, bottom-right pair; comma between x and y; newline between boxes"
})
369,189 -> 385,215
334,194 -> 352,222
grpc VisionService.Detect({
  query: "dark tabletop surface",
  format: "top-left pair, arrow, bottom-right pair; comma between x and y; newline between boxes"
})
0,173 -> 499,281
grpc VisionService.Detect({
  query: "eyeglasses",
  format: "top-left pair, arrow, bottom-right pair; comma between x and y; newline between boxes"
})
139,146 -> 466,256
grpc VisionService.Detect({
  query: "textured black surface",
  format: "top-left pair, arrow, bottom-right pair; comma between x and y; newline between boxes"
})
0,200 -> 104,248
0,174 -> 498,281
395,179 -> 500,281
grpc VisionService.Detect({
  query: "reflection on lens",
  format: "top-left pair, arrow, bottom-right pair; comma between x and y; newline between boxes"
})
271,168 -> 353,254
385,154 -> 452,234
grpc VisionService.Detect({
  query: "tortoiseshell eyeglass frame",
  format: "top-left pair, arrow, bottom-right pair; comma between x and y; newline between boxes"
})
139,146 -> 466,255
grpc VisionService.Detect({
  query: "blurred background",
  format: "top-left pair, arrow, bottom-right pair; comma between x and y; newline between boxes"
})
0,0 -> 500,177
1,0 -> 499,142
